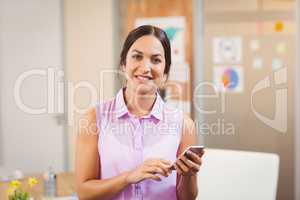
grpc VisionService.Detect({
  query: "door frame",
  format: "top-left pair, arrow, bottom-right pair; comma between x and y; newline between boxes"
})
0,0 -> 3,166
295,0 -> 300,199
193,0 -> 205,145
60,0 -> 69,172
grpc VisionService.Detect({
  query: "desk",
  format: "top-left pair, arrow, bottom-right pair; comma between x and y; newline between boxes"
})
0,172 -> 75,200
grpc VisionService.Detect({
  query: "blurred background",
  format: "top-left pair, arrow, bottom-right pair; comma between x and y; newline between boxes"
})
0,0 -> 299,199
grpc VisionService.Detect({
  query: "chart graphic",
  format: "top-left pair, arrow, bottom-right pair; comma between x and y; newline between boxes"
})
214,67 -> 244,92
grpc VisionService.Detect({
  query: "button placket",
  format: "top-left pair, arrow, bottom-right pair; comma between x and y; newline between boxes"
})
133,119 -> 144,199
133,126 -> 142,149
134,183 -> 143,200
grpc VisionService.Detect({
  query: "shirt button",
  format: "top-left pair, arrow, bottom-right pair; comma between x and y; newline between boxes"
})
134,137 -> 143,150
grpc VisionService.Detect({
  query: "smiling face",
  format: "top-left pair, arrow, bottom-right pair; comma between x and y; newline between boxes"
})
122,35 -> 167,95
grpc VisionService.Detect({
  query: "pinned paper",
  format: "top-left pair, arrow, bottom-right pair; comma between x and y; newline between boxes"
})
250,39 -> 260,51
135,17 -> 186,63
274,21 -> 284,32
272,58 -> 284,70
253,57 -> 263,69
214,67 -> 244,93
213,37 -> 242,64
275,42 -> 286,54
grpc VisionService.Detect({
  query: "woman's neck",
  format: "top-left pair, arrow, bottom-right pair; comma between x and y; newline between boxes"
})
124,87 -> 156,117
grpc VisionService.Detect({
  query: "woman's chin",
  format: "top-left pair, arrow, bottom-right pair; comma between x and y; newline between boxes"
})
135,84 -> 156,95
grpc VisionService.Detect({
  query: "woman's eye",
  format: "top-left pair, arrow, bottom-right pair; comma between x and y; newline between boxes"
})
152,58 -> 161,64
132,54 -> 142,60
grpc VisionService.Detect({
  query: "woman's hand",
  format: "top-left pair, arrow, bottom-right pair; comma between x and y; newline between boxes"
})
174,150 -> 204,176
126,158 -> 173,184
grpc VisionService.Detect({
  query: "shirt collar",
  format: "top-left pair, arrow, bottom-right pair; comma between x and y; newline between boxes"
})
149,92 -> 164,121
115,88 -> 129,118
115,88 -> 164,121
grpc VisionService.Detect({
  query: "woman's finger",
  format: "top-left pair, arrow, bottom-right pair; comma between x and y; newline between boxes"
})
146,166 -> 168,177
158,158 -> 172,164
146,166 -> 163,174
181,155 -> 200,172
176,158 -> 189,173
150,160 -> 171,175
144,173 -> 162,181
174,163 -> 183,175
158,162 -> 172,175
185,151 -> 202,167
158,159 -> 173,168
186,150 -> 202,164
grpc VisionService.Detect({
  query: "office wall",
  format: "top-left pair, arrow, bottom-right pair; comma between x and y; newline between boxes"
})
64,0 -> 116,170
0,0 -> 65,174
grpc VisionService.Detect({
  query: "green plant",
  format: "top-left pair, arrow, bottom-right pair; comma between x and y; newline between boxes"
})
7,178 -> 38,200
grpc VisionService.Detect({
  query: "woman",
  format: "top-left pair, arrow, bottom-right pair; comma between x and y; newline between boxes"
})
75,25 -> 204,200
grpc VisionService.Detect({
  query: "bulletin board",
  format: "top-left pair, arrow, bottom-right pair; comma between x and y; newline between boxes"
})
203,18 -> 296,200
120,0 -> 193,116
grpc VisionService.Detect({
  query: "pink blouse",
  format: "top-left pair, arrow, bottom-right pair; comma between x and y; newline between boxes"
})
95,88 -> 183,200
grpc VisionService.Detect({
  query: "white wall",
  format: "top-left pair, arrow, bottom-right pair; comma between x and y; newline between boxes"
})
0,0 -> 65,174
0,0 -> 116,175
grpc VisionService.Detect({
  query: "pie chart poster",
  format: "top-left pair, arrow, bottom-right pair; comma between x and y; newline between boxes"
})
213,67 -> 244,93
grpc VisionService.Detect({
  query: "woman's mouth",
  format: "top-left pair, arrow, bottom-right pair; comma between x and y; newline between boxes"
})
135,75 -> 153,82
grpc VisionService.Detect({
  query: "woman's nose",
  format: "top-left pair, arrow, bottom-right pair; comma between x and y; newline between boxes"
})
140,59 -> 151,72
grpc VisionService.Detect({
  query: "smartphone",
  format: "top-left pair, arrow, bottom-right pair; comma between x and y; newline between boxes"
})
182,145 -> 205,158
169,145 -> 205,170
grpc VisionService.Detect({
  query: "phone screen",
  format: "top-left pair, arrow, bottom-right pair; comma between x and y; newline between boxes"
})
183,146 -> 204,159
169,145 -> 205,170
